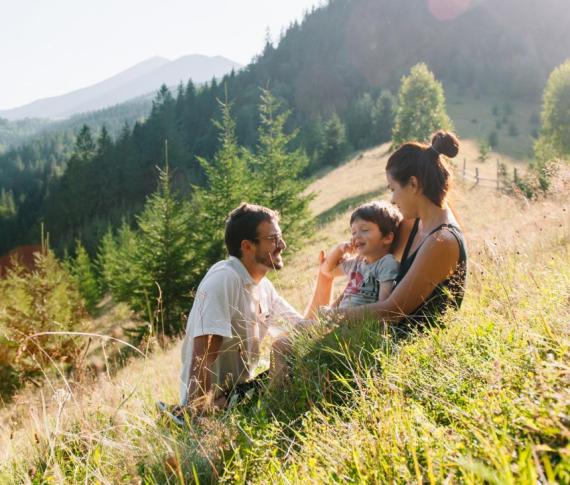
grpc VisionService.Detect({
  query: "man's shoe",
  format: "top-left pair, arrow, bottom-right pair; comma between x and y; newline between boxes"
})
156,401 -> 191,427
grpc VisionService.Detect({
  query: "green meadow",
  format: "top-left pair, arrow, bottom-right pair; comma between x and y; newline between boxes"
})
1,140 -> 568,484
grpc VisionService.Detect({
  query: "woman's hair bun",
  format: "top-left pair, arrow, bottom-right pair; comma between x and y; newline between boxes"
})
431,131 -> 459,158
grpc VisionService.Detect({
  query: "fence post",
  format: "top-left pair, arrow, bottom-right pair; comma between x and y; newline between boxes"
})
496,159 -> 500,190
514,167 -> 518,184
463,158 -> 466,178
475,167 -> 479,185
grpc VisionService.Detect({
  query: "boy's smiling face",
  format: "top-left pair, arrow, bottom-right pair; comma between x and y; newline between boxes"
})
350,217 -> 393,263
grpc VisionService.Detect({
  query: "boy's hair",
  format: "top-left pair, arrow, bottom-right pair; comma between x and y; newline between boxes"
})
225,203 -> 279,258
350,201 -> 403,240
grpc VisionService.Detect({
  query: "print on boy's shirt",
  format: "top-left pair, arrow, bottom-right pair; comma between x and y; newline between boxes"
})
338,255 -> 399,308
344,271 -> 364,294
343,270 -> 379,301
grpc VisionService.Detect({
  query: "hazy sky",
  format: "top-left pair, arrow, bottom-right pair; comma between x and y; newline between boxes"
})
0,0 -> 324,110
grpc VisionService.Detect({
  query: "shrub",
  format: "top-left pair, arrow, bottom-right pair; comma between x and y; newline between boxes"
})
536,60 -> 570,158
514,159 -> 559,198
0,246 -> 85,399
478,139 -> 490,162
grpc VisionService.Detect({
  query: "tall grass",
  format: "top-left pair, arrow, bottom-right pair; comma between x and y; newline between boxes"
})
1,213 -> 568,483
221,241 -> 569,484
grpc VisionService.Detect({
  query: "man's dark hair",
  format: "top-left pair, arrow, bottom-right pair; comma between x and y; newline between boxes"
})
225,203 -> 279,258
350,201 -> 403,240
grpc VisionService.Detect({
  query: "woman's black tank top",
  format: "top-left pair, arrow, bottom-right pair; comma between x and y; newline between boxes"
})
394,218 -> 467,329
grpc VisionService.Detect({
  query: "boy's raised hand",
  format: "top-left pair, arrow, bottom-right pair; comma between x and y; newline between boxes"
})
320,241 -> 354,277
338,240 -> 355,257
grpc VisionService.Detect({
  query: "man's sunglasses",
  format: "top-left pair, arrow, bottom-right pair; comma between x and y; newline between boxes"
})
252,233 -> 284,245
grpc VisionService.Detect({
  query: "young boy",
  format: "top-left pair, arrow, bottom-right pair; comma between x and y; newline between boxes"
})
321,201 -> 402,308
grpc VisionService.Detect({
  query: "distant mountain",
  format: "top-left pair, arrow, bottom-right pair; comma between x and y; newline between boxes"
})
0,96 -> 154,152
0,55 -> 242,121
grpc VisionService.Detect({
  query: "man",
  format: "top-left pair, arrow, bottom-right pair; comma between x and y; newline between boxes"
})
171,203 -> 303,420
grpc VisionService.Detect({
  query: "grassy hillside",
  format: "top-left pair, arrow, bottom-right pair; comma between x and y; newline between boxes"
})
1,143 -> 569,483
447,93 -> 539,161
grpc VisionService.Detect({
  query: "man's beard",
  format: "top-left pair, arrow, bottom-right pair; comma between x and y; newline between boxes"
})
255,249 -> 283,270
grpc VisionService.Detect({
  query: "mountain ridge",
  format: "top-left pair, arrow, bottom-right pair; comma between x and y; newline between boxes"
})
0,54 -> 242,121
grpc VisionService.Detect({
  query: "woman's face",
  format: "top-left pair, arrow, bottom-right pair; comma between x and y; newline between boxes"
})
386,171 -> 416,219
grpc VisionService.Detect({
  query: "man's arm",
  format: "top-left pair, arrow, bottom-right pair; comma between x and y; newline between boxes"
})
186,334 -> 224,410
181,267 -> 239,409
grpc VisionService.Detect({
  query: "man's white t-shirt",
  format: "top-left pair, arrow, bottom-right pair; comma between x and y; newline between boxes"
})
179,256 -> 302,404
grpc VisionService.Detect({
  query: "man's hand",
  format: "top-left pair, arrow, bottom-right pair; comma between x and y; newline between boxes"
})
188,392 -> 228,414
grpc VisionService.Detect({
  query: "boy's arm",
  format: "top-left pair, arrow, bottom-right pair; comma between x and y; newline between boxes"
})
378,281 -> 395,302
321,241 -> 353,278
377,256 -> 399,302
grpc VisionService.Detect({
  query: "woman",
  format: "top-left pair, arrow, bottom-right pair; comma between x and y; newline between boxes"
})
313,130 -> 467,330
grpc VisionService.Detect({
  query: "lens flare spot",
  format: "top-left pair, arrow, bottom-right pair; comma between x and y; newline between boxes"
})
428,0 -> 471,21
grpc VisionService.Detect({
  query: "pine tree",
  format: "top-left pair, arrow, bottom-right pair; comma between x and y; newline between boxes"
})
69,240 -> 101,313
346,93 -> 375,149
191,99 -> 254,271
304,116 -> 326,170
250,89 -> 313,250
74,125 -> 96,162
132,146 -> 196,337
97,221 -> 139,304
97,228 -> 119,293
392,63 -> 452,147
320,113 -> 348,166
373,90 -> 396,144
0,189 -> 16,219
45,125 -> 97,237
94,126 -> 114,214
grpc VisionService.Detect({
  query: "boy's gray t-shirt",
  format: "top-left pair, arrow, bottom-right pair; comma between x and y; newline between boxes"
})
338,254 -> 400,308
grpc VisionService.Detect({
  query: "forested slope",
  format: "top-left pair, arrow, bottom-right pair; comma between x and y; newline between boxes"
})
1,0 -> 568,255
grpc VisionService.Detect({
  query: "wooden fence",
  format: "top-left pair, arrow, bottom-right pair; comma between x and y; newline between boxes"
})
456,158 -> 519,190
